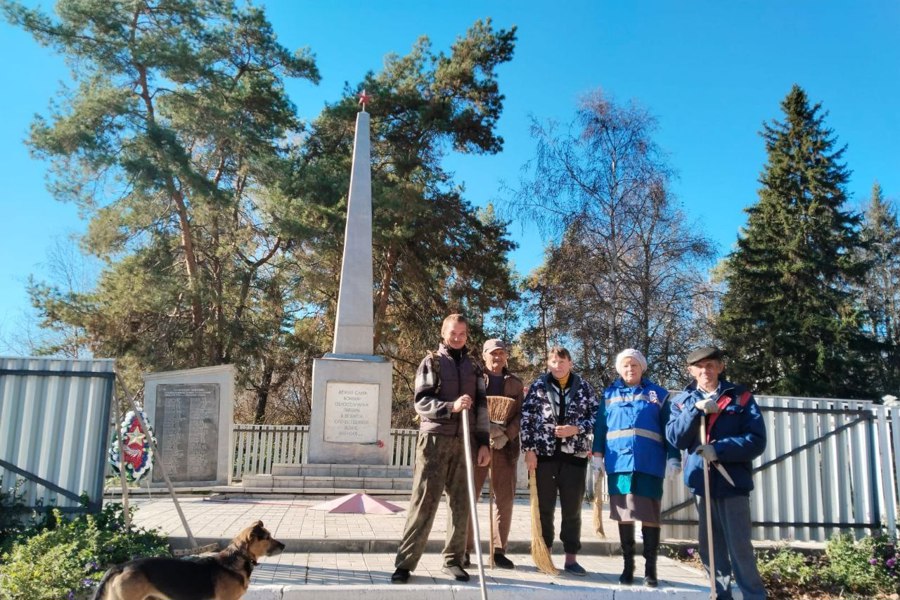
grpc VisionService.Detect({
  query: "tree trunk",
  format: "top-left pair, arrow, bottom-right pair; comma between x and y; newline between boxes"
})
254,360 -> 275,424
373,245 -> 398,350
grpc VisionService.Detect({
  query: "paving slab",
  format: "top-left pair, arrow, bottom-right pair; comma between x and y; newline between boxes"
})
124,495 -> 717,599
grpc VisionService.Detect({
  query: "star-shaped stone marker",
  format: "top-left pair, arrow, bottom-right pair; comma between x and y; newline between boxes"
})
358,89 -> 372,111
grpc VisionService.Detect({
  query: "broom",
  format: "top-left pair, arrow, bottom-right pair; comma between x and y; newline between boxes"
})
486,395 -> 514,569
528,470 -> 558,575
592,468 -> 606,538
487,395 -> 516,425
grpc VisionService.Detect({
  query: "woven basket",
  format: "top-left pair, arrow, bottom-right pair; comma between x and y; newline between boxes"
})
487,395 -> 516,425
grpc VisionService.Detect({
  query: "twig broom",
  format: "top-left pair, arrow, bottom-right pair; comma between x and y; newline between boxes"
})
528,470 -> 558,575
592,469 -> 606,538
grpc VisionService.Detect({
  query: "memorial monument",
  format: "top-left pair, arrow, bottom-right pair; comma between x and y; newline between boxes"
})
143,364 -> 235,486
307,92 -> 393,465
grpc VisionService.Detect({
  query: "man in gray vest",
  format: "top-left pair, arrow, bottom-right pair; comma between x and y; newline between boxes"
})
392,313 -> 491,584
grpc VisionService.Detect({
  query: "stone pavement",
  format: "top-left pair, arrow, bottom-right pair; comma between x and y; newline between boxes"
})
125,494 -> 718,599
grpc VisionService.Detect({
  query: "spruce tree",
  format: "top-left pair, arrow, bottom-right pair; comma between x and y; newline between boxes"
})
717,85 -> 870,398
859,182 -> 900,396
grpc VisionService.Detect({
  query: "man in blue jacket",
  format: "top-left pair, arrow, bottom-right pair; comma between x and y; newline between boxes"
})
666,346 -> 767,600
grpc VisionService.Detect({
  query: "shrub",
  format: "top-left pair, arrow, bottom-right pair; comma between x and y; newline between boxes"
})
868,534 -> 900,595
758,546 -> 817,590
823,534 -> 887,597
673,534 -> 900,599
0,503 -> 170,600
0,477 -> 33,553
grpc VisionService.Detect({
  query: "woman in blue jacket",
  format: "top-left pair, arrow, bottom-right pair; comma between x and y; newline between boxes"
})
592,349 -> 680,587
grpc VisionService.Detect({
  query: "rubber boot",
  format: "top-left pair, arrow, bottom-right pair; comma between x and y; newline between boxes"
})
618,523 -> 635,585
642,525 -> 660,588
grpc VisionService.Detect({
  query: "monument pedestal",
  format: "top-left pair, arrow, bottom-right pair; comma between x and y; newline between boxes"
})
307,354 -> 393,465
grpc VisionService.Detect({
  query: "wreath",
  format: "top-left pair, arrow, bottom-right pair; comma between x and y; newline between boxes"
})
109,410 -> 154,483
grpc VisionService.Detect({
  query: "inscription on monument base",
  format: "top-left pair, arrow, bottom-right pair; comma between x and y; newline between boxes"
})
153,383 -> 219,482
324,382 -> 379,443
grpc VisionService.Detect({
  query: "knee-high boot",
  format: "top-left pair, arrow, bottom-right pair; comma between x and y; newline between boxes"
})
642,525 -> 660,588
618,523 -> 635,585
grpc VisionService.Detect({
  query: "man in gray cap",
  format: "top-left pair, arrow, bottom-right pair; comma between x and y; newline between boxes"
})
465,338 -> 524,569
665,346 -> 768,600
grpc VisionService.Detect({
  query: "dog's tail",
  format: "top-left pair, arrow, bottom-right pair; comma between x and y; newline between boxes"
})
90,565 -> 123,600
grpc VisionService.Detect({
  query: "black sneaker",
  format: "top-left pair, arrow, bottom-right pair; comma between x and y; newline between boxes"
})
493,552 -> 515,569
442,564 -> 470,582
564,561 -> 587,576
391,568 -> 410,584
463,553 -> 471,567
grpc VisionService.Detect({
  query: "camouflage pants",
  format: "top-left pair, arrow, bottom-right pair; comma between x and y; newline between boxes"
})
394,432 -> 470,570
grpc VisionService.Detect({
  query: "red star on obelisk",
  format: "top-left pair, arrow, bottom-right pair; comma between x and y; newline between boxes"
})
358,89 -> 371,111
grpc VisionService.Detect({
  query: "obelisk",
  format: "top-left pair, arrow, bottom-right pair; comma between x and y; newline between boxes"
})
307,92 -> 393,464
332,99 -> 374,355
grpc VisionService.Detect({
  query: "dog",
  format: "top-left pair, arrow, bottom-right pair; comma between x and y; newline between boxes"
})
91,520 -> 284,600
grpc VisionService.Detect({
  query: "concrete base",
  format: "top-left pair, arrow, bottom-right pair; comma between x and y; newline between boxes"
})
308,355 -> 393,464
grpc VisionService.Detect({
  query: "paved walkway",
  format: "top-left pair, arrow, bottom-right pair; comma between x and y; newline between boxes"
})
125,494 -> 717,599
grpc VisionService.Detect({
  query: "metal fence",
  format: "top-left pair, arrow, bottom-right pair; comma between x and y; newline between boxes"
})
0,356 -> 116,513
231,396 -> 900,542
660,396 -> 900,542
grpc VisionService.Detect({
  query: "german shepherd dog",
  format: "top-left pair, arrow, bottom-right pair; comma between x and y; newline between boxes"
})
91,520 -> 284,600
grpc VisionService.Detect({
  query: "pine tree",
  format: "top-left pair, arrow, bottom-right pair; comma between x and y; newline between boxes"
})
3,0 -> 321,420
859,182 -> 900,396
286,20 -> 520,426
717,85 -> 871,398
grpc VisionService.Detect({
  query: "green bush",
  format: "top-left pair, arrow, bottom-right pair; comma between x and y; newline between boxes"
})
758,546 -> 818,590
0,477 -> 34,554
823,534 -> 888,596
867,534 -> 900,595
676,534 -> 900,599
0,503 -> 170,600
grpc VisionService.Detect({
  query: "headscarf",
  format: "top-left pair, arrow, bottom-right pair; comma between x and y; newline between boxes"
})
615,348 -> 647,377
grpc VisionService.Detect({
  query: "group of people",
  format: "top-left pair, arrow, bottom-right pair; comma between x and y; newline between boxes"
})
390,313 -> 768,600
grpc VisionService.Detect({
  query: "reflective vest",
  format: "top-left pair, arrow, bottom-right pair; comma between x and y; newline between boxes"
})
603,379 -> 668,478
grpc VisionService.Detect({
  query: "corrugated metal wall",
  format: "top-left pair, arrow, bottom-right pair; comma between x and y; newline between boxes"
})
661,396 -> 899,542
0,356 -> 115,513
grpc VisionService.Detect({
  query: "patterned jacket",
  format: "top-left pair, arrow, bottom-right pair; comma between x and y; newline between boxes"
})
520,372 -> 599,458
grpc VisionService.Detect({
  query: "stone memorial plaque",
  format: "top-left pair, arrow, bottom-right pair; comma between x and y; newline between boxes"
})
152,383 -> 219,482
324,382 -> 379,443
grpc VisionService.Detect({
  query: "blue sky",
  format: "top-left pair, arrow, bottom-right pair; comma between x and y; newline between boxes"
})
1,1 -> 898,344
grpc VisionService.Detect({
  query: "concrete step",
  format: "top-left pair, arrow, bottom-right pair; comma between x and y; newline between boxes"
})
270,464 -> 415,478
238,474 -> 413,492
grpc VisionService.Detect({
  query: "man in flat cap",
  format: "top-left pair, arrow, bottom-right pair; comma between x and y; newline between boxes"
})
464,338 -> 524,569
665,347 -> 767,600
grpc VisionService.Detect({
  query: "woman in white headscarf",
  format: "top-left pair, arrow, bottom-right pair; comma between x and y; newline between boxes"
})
592,349 -> 680,588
